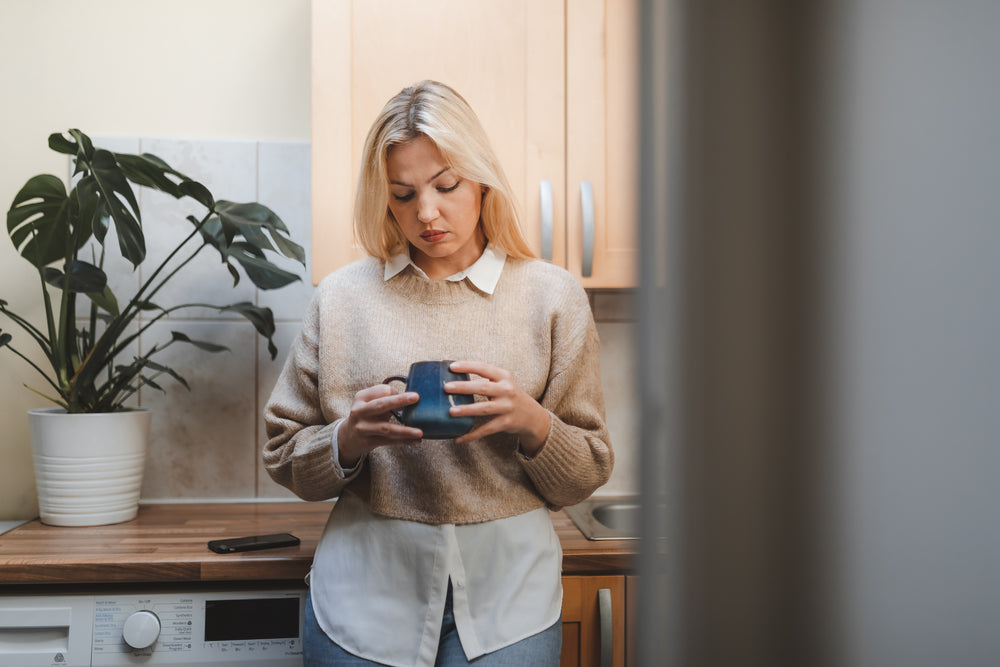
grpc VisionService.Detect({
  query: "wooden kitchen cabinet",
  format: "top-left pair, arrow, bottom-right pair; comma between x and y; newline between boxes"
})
561,575 -> 629,667
565,0 -> 640,288
311,0 -> 639,287
626,576 -> 639,667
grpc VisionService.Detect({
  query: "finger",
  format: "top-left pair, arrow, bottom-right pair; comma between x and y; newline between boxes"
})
443,378 -> 495,398
361,390 -> 420,413
356,420 -> 423,441
350,394 -> 420,429
357,383 -> 398,399
454,420 -> 504,445
449,359 -> 505,380
449,396 -> 508,418
383,390 -> 420,408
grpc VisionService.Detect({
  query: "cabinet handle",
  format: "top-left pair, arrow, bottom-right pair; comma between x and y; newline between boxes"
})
540,180 -> 554,262
598,587 -> 613,667
580,181 -> 594,277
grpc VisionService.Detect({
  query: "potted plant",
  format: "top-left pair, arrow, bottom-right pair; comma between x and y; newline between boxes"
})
1,129 -> 305,526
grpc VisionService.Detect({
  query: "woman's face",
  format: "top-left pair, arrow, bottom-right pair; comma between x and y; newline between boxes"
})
385,135 -> 486,279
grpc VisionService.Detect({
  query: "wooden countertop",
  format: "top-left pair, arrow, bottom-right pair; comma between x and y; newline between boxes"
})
0,502 -> 635,586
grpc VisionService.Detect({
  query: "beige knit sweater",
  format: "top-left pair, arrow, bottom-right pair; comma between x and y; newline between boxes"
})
263,256 -> 613,524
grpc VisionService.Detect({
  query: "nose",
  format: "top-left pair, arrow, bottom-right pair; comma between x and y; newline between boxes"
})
416,191 -> 439,224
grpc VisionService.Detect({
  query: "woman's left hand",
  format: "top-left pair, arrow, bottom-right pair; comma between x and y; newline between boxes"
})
445,360 -> 551,455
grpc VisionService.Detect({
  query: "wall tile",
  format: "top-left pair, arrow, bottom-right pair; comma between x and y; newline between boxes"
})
138,138 -> 258,319
139,319 -> 257,499
596,320 -> 639,496
257,141 -> 314,320
256,320 -> 306,500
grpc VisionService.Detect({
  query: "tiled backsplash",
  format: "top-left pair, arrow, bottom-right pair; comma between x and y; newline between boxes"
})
90,137 -> 637,502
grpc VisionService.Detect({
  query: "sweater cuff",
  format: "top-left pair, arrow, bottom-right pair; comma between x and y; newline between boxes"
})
330,419 -> 366,480
517,417 -> 582,490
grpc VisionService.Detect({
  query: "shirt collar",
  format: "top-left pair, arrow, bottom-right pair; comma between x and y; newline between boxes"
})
384,244 -> 507,295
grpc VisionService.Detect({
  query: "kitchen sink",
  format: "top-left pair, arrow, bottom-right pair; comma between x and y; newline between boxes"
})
564,496 -> 640,540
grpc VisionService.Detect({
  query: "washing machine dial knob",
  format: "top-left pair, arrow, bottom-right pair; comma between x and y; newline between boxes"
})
123,609 -> 161,649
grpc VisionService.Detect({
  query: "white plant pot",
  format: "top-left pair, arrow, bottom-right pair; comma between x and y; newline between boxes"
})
28,407 -> 152,527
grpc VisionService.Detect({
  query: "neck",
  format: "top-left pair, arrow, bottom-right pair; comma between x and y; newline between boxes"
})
411,235 -> 487,280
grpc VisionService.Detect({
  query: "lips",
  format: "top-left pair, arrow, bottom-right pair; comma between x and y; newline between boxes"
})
420,230 -> 448,243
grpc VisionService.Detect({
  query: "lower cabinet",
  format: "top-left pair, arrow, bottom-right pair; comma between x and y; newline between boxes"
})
561,575 -> 633,667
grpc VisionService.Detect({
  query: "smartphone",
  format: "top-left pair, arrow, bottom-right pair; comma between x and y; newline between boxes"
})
207,532 -> 300,554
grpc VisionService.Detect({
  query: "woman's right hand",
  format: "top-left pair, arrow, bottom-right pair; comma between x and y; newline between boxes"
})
336,384 -> 423,468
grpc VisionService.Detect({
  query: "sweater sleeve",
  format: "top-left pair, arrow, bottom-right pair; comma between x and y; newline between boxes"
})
518,281 -> 614,508
262,294 -> 363,501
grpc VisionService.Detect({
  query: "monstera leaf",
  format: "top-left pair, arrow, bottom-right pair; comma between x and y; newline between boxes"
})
7,175 -> 73,268
1,129 -> 306,412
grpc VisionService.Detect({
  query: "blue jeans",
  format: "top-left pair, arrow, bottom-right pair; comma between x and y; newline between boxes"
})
303,585 -> 562,666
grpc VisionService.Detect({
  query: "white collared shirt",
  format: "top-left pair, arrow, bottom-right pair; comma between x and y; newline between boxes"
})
310,245 -> 563,666
383,243 -> 507,294
310,493 -> 561,667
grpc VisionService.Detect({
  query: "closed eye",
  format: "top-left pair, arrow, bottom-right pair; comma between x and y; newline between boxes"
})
390,178 -> 460,202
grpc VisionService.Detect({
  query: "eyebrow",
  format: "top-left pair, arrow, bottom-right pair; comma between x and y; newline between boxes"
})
389,167 -> 453,187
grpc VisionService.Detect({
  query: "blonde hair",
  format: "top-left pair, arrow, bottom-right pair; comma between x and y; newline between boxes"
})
354,80 -> 535,261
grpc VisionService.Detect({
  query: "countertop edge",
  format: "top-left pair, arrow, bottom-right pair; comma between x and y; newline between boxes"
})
0,503 -> 636,586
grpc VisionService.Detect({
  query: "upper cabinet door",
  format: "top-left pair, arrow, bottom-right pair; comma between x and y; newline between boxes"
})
311,0 -> 565,284
566,0 -> 640,288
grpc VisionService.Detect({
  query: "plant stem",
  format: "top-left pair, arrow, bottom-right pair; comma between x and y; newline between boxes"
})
128,212 -> 213,319
0,305 -> 53,355
2,342 -> 64,395
23,383 -> 67,410
68,212 -> 213,394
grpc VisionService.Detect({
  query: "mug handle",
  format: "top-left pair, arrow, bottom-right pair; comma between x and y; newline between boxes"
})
382,375 -> 408,421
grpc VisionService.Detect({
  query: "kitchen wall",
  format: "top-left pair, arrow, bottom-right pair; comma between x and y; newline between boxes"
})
0,1 -> 637,519
0,0 -> 308,519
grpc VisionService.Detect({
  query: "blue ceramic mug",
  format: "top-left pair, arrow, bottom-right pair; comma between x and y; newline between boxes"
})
383,360 -> 475,439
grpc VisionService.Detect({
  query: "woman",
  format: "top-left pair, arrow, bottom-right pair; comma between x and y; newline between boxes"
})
264,80 -> 613,667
